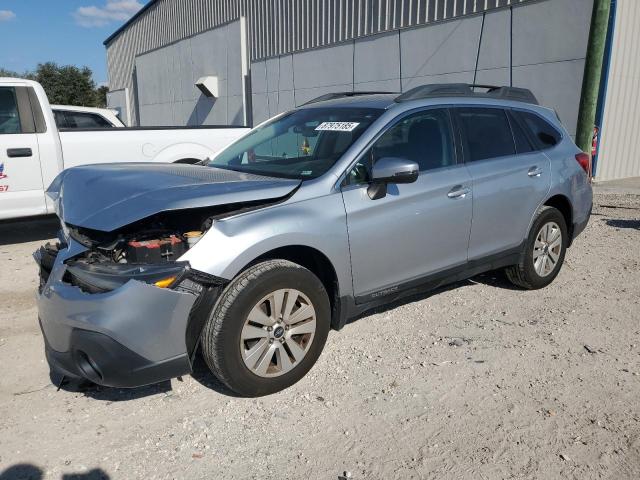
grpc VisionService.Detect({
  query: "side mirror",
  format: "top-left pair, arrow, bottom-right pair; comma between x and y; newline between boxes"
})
371,157 -> 419,184
368,157 -> 419,200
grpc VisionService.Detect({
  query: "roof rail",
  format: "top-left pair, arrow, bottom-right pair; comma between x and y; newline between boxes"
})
302,91 -> 396,106
395,83 -> 539,105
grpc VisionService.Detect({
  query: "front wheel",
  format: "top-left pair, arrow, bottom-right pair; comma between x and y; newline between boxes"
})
505,206 -> 568,290
200,260 -> 330,396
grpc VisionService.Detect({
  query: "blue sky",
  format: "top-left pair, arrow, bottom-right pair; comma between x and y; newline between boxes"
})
0,0 -> 149,85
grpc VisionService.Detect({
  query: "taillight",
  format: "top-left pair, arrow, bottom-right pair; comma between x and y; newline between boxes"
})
575,152 -> 592,178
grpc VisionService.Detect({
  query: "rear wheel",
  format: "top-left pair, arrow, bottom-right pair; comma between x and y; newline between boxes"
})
505,206 -> 568,289
200,260 -> 330,396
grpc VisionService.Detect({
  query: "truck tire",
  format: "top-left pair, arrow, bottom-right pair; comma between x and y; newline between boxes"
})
173,158 -> 201,165
200,260 -> 331,396
505,206 -> 568,290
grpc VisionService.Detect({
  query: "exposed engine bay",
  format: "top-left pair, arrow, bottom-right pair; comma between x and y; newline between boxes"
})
38,165 -> 299,296
66,206 -> 223,264
39,203 -> 270,295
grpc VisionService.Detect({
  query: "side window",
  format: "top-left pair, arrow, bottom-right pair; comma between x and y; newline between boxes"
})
65,112 -> 113,129
507,110 -> 535,154
53,110 -> 68,129
514,110 -> 561,149
374,109 -> 455,171
456,107 -> 516,162
0,87 -> 22,134
346,109 -> 455,185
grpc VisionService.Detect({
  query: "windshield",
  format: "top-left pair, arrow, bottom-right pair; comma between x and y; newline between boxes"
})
208,107 -> 383,179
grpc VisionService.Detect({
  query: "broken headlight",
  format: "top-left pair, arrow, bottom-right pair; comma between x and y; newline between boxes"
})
65,261 -> 189,293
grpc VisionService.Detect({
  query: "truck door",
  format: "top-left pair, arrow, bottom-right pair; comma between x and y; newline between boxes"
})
0,86 -> 44,220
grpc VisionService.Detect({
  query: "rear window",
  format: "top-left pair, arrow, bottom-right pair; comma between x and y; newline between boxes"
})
56,111 -> 114,129
456,107 -> 516,162
53,110 -> 68,129
513,110 -> 561,149
507,110 -> 535,154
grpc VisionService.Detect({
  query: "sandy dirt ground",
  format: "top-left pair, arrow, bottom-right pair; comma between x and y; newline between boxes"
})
0,192 -> 639,480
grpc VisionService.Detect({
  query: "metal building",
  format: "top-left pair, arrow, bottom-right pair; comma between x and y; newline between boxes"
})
105,0 -> 593,141
594,0 -> 640,181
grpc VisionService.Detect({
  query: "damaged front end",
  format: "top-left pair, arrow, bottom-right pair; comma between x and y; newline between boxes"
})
36,163 -> 301,388
34,214 -> 228,389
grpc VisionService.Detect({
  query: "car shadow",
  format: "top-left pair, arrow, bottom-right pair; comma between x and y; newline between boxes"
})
346,270 -> 523,326
52,369 -> 172,402
0,464 -> 110,480
606,218 -> 640,230
190,354 -> 244,397
469,270 -> 524,291
51,356 -> 240,400
0,215 -> 59,246
50,271 -> 523,401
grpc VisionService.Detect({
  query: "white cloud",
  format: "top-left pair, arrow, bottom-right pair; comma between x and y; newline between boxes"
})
0,10 -> 16,22
73,1 -> 143,28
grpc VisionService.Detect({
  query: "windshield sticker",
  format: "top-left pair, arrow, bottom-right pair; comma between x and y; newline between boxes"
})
315,122 -> 360,132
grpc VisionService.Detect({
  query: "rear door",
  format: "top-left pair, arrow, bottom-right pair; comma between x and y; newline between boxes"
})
453,106 -> 551,260
0,85 -> 44,220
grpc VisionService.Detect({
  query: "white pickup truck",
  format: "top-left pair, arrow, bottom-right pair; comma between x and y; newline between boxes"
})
0,78 -> 249,220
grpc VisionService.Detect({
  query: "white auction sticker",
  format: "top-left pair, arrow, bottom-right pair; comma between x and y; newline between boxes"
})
315,121 -> 360,132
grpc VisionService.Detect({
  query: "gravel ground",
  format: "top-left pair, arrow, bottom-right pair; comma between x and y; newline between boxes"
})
0,193 -> 639,480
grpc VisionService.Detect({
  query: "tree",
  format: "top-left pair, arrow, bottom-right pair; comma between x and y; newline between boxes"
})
95,85 -> 109,108
0,67 -> 34,79
34,63 -> 98,106
0,63 -> 107,107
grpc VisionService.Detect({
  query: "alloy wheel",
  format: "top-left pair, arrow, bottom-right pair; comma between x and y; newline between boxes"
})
533,221 -> 562,277
240,288 -> 317,377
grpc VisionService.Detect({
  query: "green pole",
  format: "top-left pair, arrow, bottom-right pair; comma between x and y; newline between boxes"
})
576,0 -> 611,153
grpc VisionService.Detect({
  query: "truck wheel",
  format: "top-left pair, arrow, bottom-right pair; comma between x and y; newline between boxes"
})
173,158 -> 201,165
505,206 -> 568,290
201,260 -> 330,396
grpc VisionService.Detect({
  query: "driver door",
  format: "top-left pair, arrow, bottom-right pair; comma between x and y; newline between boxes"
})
0,86 -> 44,219
341,108 -> 473,301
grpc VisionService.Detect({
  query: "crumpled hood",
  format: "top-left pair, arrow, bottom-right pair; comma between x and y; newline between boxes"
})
47,163 -> 300,232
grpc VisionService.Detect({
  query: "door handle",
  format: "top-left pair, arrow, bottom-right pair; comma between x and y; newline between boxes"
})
7,148 -> 33,158
447,185 -> 471,199
527,166 -> 543,177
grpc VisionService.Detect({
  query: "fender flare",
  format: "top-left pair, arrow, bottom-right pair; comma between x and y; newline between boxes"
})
150,142 -> 214,164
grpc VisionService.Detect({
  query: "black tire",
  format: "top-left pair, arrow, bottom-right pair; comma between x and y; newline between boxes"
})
173,158 -> 202,165
200,259 -> 331,397
505,206 -> 568,290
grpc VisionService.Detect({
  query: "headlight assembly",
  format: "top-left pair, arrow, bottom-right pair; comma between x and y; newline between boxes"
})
65,261 -> 189,293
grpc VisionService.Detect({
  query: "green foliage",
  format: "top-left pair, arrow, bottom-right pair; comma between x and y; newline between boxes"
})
0,63 -> 107,107
95,85 -> 109,108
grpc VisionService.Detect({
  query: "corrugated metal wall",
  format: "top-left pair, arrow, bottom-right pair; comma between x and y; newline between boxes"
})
106,0 -> 533,124
596,0 -> 640,181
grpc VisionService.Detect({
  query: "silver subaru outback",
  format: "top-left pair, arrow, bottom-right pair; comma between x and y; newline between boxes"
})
35,84 -> 593,396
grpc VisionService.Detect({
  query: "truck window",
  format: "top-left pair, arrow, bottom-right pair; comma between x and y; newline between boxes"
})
0,87 -> 22,134
53,110 -> 69,129
60,111 -> 113,129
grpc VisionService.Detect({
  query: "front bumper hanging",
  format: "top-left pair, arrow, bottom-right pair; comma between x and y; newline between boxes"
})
34,241 -> 226,388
